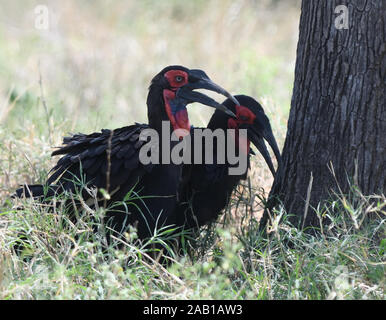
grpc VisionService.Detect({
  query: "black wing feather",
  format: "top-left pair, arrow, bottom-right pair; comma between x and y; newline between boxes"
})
47,124 -> 153,196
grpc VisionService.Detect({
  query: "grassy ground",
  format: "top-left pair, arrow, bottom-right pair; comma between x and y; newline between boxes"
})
0,0 -> 384,300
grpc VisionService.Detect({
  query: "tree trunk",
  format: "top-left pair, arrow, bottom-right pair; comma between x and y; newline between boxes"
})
262,0 -> 385,229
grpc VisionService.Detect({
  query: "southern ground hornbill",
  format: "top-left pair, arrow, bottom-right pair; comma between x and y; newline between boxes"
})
176,95 -> 281,232
15,65 -> 238,249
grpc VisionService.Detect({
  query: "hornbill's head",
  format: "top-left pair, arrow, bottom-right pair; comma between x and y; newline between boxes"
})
208,94 -> 281,176
147,65 -> 238,135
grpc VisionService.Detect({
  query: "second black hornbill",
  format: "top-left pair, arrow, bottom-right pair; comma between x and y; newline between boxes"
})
177,94 -> 281,230
15,65 -> 238,243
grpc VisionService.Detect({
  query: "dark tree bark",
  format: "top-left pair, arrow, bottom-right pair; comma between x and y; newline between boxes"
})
262,0 -> 385,229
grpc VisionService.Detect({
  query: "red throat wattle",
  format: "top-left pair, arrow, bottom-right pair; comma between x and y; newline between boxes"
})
175,108 -> 190,131
163,89 -> 191,137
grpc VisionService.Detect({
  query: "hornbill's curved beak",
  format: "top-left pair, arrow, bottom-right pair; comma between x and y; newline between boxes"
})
176,69 -> 238,118
243,115 -> 281,176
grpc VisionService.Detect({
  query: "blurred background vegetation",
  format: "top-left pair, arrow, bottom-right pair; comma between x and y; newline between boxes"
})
0,0 -> 300,198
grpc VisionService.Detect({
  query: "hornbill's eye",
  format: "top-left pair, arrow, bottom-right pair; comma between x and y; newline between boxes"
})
175,75 -> 184,82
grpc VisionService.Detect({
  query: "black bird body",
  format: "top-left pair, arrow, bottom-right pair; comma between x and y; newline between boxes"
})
177,95 -> 281,231
43,124 -> 181,241
15,66 -> 238,244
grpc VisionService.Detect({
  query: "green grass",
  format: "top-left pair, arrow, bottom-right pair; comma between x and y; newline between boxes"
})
0,0 -> 384,300
1,179 -> 384,299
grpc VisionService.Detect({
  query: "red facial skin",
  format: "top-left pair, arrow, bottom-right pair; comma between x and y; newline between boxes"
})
163,70 -> 190,136
164,70 -> 188,89
227,105 -> 256,154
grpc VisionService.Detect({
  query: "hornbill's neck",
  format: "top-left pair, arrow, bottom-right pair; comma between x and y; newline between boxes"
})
207,104 -> 239,151
207,107 -> 236,132
206,105 -> 251,178
146,83 -> 172,135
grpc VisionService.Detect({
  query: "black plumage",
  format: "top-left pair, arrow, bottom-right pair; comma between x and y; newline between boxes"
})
15,66 -> 238,251
176,95 -> 281,231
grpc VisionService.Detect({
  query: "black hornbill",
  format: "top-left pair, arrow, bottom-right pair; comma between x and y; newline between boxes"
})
15,65 -> 238,245
177,94 -> 281,231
